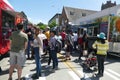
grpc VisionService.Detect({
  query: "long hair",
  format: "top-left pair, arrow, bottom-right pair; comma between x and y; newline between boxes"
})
35,28 -> 40,36
82,33 -> 87,41
97,38 -> 105,44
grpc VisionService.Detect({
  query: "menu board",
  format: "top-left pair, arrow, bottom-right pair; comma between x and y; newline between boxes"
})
100,22 -> 108,36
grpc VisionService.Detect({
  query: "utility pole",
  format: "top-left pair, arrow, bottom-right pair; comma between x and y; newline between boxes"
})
107,14 -> 114,40
107,15 -> 111,40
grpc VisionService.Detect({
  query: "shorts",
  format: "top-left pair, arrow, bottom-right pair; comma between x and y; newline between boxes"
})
10,50 -> 26,67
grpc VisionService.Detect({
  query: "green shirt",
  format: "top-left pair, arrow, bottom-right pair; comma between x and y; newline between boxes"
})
10,30 -> 28,52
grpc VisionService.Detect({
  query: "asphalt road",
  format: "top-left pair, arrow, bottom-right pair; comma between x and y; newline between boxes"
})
0,51 -> 120,80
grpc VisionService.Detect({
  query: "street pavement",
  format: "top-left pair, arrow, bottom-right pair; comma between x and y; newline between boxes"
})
0,50 -> 120,80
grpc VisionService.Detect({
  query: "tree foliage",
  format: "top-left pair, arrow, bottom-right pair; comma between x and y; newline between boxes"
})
48,20 -> 57,28
37,22 -> 46,30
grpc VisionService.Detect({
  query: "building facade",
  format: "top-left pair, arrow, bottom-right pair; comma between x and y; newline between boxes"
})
59,6 -> 97,31
48,13 -> 61,26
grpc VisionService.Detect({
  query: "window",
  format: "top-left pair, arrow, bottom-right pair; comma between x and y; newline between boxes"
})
62,18 -> 65,25
70,11 -> 74,15
82,13 -> 86,17
88,28 -> 93,36
94,27 -> 99,36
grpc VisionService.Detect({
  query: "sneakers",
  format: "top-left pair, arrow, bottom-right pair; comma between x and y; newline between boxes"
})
95,73 -> 103,77
31,74 -> 39,79
27,58 -> 31,60
15,77 -> 25,80
45,65 -> 50,68
65,58 -> 71,61
55,67 -> 60,70
51,69 -> 55,73
49,68 -> 55,73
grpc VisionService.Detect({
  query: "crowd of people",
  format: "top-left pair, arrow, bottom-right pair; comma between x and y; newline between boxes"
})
8,23 -> 109,80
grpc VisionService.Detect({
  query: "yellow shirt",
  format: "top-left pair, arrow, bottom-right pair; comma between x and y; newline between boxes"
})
45,31 -> 50,40
92,40 -> 109,55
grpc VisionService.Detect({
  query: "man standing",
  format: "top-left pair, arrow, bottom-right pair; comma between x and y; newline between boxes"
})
49,31 -> 58,72
25,24 -> 34,59
8,24 -> 28,80
73,31 -> 78,51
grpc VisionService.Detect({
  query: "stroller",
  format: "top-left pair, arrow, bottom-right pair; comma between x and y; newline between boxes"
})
82,49 -> 97,71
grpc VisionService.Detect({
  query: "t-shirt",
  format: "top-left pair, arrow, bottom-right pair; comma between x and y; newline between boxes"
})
61,32 -> 66,40
45,31 -> 50,40
66,34 -> 73,46
10,31 -> 28,52
25,28 -> 34,41
73,33 -> 78,41
49,36 -> 56,50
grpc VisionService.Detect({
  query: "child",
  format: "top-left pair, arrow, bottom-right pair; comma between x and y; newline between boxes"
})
65,40 -> 73,60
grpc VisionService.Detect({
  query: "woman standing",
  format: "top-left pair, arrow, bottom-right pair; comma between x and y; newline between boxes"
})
32,28 -> 42,79
82,32 -> 88,50
65,40 -> 72,60
92,32 -> 109,77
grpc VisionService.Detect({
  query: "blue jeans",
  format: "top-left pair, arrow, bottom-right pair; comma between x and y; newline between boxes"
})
50,50 -> 58,69
74,41 -> 77,50
27,40 -> 31,58
34,47 -> 41,76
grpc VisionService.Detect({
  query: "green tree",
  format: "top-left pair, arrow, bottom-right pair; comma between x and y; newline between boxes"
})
48,20 -> 57,28
37,22 -> 46,30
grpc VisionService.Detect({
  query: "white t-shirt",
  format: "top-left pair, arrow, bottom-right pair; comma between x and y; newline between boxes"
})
73,33 -> 78,41
33,38 -> 40,47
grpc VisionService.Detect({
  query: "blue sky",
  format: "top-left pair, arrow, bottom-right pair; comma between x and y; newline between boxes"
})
9,0 -> 120,24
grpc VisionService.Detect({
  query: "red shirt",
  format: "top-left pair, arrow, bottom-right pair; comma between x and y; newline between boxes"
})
61,32 -> 66,40
78,37 -> 83,45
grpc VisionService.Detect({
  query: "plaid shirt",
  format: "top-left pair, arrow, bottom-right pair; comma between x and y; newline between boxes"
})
49,36 -> 56,50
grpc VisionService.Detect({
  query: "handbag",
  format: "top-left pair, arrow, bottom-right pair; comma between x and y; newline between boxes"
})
83,50 -> 88,56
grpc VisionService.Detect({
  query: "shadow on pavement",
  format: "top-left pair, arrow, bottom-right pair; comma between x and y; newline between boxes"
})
81,76 -> 100,80
41,65 -> 57,76
0,68 -> 9,75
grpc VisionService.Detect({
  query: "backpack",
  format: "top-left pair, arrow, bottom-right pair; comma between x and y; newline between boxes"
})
65,34 -> 73,46
55,39 -> 62,53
